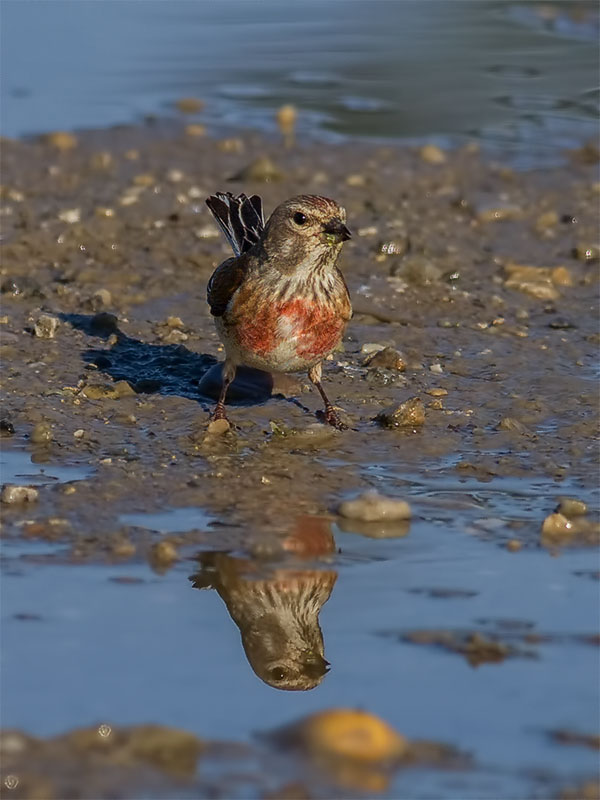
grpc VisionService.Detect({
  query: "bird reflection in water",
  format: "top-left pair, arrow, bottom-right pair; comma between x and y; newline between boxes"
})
190,516 -> 337,691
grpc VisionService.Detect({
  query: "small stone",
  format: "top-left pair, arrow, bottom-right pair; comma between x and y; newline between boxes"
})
58,207 -> 81,224
150,540 -> 178,566
573,243 -> 599,263
428,399 -> 444,410
30,422 -> 53,444
45,131 -> 77,150
364,347 -> 406,371
218,138 -> 244,153
175,97 -> 204,113
346,174 -> 366,187
541,512 -> 573,540
420,144 -> 446,164
551,266 -> 573,287
166,316 -> 184,329
477,204 -> 522,223
0,419 -> 15,436
231,156 -> 283,182
360,343 -> 386,355
167,169 -> 184,183
338,491 -> 411,522
90,312 -> 119,335
429,363 -> 443,374
33,314 -> 59,339
73,429 -> 85,439
95,206 -> 115,218
557,498 -> 587,517
504,263 -> 561,301
207,418 -> 230,435
92,289 -> 112,308
133,173 -> 155,187
535,210 -> 559,232
1,485 -> 39,504
277,104 -> 297,147
185,124 -> 206,137
506,539 -> 522,552
425,388 -> 447,397
375,397 -> 425,429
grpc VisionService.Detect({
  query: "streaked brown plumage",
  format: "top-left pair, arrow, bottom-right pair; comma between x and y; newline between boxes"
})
206,192 -> 352,428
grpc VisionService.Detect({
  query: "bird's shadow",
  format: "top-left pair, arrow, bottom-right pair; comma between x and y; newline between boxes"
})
59,313 -> 275,407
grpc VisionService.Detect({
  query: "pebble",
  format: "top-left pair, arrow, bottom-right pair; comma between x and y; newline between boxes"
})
150,540 -> 178,566
420,144 -> 446,164
346,174 -> 366,187
425,388 -> 447,397
45,131 -> 77,150
92,289 -> 112,309
506,539 -> 523,552
477,204 -> 522,223
429,363 -> 443,374
503,263 -> 570,301
375,397 -> 425,428
1,485 -> 39,504
541,512 -> 573,539
557,497 -> 587,517
364,347 -> 406,371
360,342 -> 386,355
175,97 -> 204,113
33,314 -> 59,339
73,429 -> 85,439
231,156 -> 283,182
535,210 -> 559,232
185,124 -> 206,137
30,422 -> 53,444
90,312 -> 119,335
276,104 -> 297,147
58,208 -> 81,224
278,709 -> 408,762
218,138 -> 244,153
207,418 -> 231,435
338,491 -> 411,522
393,254 -> 442,285
0,420 -> 15,436
573,243 -> 599,263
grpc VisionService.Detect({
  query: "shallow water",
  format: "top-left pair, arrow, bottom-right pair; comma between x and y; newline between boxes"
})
2,492 -> 599,798
2,0 -> 598,165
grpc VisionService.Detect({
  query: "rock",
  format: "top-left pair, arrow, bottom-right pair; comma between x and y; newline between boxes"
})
207,418 -> 230,435
420,144 -> 446,165
425,388 -> 447,397
541,512 -> 574,540
175,97 -> 204,113
92,289 -> 112,309
0,419 -> 15,436
150,540 -> 178,567
364,347 -> 406,371
506,539 -> 522,552
1,485 -> 39,504
360,343 -> 386,355
230,156 -> 283,182
573,243 -> 600,263
90,312 -> 119,335
58,208 -> 81,224
477,204 -> 522,223
535,210 -> 559,232
429,363 -> 443,374
503,263 -> 571,300
275,709 -> 408,763
45,131 -> 77,150
497,417 -> 534,437
557,497 -> 587,517
338,491 -> 411,522
184,124 -> 206,137
30,422 -> 53,444
375,397 -> 425,428
393,255 -> 442,285
276,104 -> 297,147
82,381 -> 135,400
33,314 -> 59,339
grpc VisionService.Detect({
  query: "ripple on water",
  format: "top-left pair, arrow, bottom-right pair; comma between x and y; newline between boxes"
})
0,448 -> 93,486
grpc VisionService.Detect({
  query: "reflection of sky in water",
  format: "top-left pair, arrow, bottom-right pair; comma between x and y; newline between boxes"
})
1,0 -> 598,164
0,448 -> 93,485
119,507 -> 213,533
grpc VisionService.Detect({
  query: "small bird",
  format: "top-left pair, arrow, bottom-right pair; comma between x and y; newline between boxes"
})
205,192 -> 352,428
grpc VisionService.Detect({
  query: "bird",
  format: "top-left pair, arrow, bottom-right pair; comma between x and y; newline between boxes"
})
205,192 -> 352,428
190,551 -> 337,691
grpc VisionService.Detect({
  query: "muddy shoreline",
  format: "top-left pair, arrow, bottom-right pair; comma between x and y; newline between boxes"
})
1,123 -> 599,798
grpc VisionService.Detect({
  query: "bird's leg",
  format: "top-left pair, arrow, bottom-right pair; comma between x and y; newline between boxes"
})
308,363 -> 347,430
211,360 -> 236,422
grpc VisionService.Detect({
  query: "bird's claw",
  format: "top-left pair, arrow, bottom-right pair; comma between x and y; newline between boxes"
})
317,407 -> 348,431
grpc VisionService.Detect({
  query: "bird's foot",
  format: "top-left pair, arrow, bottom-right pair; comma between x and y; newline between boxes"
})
210,403 -> 229,423
317,406 -> 348,431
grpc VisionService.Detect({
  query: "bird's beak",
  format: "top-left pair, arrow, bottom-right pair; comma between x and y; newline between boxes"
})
303,653 -> 331,679
323,218 -> 352,242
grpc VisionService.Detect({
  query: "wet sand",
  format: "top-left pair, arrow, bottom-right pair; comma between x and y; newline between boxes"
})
1,123 -> 599,798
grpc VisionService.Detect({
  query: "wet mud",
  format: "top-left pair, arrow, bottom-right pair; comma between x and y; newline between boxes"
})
1,124 -> 599,798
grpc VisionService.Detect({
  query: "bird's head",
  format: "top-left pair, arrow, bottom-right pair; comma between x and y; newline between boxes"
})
261,195 -> 351,272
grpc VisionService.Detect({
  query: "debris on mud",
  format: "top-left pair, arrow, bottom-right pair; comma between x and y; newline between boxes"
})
337,491 -> 411,523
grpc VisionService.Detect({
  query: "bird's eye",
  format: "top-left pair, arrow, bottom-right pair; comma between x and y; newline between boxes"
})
293,212 -> 307,226
269,667 -> 286,681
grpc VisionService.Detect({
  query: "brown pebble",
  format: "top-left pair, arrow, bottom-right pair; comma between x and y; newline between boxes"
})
207,418 -> 231,435
150,540 -> 178,566
45,131 -> 77,150
426,388 -> 447,397
31,422 -> 53,444
185,124 -> 206,137
506,539 -> 522,552
420,144 -> 446,165
365,347 -> 406,371
557,497 -> 587,517
175,97 -> 204,113
375,397 -> 425,429
1,485 -> 39,504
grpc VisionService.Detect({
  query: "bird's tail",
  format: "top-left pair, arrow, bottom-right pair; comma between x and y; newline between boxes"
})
206,192 -> 264,257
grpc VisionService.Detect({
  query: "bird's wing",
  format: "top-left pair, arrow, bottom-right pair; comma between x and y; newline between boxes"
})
206,192 -> 264,256
207,255 -> 249,317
